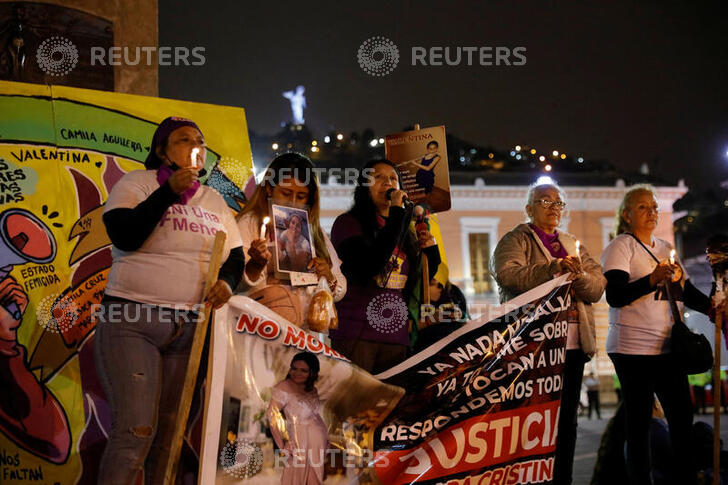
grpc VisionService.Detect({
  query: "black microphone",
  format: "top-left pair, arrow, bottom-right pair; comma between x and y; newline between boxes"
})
385,188 -> 414,208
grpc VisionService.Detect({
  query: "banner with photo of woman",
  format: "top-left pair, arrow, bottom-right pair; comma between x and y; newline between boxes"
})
202,275 -> 572,484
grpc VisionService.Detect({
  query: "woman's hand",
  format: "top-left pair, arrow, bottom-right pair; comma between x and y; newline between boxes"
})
308,257 -> 334,282
559,255 -> 583,275
167,166 -> 199,194
248,238 -> 271,267
649,262 -> 674,287
388,189 -> 408,208
206,280 -> 232,309
417,225 -> 436,249
0,277 -> 27,341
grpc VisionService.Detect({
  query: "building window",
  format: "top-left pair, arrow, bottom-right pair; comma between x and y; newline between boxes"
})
469,233 -> 492,294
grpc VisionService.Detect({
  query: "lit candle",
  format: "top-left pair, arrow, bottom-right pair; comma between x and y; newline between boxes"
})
669,249 -> 675,265
260,216 -> 270,239
575,240 -> 581,261
190,147 -> 200,168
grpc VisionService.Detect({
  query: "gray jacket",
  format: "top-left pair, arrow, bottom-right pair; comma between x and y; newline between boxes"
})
492,223 -> 606,357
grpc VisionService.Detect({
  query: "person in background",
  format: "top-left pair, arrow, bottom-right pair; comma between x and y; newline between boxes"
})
330,159 -> 440,374
602,184 -> 711,485
613,373 -> 622,402
585,372 -> 602,419
413,263 -> 469,353
492,181 -> 606,485
237,153 -> 346,328
688,371 -> 709,415
97,116 -> 244,484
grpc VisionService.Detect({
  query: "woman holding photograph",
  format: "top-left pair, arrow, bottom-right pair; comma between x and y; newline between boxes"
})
278,213 -> 312,272
237,153 -> 346,327
267,352 -> 328,485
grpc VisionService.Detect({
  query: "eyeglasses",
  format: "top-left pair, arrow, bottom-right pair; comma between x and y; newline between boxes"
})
534,199 -> 566,210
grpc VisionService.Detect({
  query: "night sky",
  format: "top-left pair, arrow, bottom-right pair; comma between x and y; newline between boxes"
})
159,0 -> 728,189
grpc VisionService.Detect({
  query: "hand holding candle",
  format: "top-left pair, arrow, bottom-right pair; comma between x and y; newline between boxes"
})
668,249 -> 682,282
260,216 -> 270,239
573,239 -> 584,275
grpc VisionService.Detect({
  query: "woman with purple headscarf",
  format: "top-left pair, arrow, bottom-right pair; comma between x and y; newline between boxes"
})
95,117 -> 245,484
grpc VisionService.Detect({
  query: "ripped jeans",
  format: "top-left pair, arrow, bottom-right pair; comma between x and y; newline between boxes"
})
94,300 -> 197,485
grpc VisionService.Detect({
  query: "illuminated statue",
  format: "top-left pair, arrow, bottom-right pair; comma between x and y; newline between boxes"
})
283,85 -> 306,125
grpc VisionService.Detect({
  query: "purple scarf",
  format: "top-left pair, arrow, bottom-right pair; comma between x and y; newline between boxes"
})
529,224 -> 568,258
156,164 -> 199,205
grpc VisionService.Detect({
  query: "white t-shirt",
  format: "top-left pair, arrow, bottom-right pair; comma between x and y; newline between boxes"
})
601,233 -> 684,355
104,170 -> 242,309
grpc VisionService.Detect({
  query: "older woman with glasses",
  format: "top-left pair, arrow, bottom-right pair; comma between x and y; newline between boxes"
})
492,182 -> 606,485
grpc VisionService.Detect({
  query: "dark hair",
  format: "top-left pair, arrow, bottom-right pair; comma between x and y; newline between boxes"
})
241,152 -> 330,263
288,352 -> 320,392
349,159 -> 418,288
426,141 -> 439,149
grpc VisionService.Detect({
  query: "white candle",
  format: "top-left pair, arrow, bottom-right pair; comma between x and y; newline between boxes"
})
260,216 -> 270,239
575,240 -> 581,261
190,147 -> 200,168
669,249 -> 675,265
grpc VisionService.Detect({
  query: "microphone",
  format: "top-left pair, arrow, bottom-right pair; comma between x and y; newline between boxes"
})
385,188 -> 413,208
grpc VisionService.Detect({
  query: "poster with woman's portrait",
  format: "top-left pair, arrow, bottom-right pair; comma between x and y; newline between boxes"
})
200,297 -> 404,484
384,125 -> 451,213
271,204 -> 317,284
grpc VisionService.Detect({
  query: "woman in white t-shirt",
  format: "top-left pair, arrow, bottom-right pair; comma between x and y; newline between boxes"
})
602,184 -> 710,485
237,153 -> 346,328
95,117 -> 244,485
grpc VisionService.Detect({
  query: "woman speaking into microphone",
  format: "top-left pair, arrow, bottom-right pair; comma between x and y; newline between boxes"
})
329,159 -> 440,374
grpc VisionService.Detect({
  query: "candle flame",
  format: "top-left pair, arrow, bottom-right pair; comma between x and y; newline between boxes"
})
669,249 -> 675,265
190,147 -> 200,168
260,216 -> 271,239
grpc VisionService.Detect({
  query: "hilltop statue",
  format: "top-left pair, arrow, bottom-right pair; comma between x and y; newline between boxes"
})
283,85 -> 306,125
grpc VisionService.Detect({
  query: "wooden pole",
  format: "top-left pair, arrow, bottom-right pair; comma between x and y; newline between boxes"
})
715,308 -> 724,485
411,122 -> 431,320
163,231 -> 226,485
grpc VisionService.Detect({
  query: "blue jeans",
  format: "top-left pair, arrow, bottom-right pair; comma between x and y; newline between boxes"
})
94,301 -> 197,485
